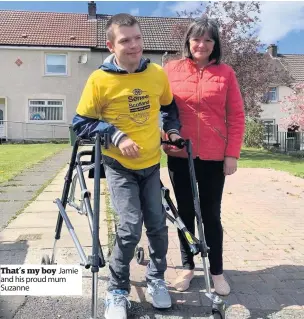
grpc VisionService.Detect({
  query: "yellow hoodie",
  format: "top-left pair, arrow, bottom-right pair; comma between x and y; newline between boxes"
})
76,62 -> 173,170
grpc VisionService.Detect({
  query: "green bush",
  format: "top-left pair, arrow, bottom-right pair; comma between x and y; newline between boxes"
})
244,118 -> 264,148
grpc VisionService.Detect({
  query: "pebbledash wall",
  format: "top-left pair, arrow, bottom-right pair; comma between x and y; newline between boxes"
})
0,46 -> 164,141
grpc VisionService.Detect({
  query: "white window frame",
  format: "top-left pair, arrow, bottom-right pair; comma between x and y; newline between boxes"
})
28,99 -> 65,123
268,87 -> 278,102
0,109 -> 3,125
44,53 -> 68,76
262,119 -> 276,140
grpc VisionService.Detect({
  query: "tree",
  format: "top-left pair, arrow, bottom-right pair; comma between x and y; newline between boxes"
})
281,83 -> 304,131
169,1 -> 292,117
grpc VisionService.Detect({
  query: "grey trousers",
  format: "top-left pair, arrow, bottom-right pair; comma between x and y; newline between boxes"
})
103,155 -> 168,293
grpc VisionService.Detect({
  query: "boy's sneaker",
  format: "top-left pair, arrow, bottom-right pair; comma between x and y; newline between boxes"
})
146,279 -> 172,309
104,289 -> 131,319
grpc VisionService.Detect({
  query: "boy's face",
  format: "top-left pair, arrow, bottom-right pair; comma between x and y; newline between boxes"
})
106,24 -> 143,68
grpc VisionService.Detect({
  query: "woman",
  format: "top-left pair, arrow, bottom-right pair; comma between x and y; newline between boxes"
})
162,17 -> 245,296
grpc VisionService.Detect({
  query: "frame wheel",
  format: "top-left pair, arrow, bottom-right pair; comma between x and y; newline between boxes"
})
41,254 -> 51,265
135,246 -> 145,265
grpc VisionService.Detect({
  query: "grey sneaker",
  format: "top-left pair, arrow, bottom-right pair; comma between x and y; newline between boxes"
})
146,279 -> 172,309
104,289 -> 131,319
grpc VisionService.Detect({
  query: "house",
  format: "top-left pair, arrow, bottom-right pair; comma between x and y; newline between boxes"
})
0,4 -> 98,141
0,2 -> 188,141
260,44 -> 304,148
2,2 -> 303,147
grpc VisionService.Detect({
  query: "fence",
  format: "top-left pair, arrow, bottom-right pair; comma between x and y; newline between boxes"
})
2,120 -> 303,152
0,121 -> 70,142
264,124 -> 304,152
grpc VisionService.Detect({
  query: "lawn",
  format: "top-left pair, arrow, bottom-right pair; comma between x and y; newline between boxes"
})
239,147 -> 304,178
160,150 -> 168,168
160,147 -> 304,178
0,143 -> 69,183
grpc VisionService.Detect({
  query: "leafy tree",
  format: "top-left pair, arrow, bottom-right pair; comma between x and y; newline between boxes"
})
281,83 -> 304,131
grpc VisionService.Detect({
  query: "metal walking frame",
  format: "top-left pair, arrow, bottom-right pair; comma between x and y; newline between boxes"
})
41,134 -> 226,319
41,132 -> 110,319
135,139 -> 226,319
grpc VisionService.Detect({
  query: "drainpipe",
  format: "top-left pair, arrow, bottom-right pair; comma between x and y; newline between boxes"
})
161,51 -> 168,67
5,97 -> 8,141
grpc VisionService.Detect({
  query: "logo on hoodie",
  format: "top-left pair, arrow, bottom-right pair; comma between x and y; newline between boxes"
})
125,88 -> 150,124
132,88 -> 143,96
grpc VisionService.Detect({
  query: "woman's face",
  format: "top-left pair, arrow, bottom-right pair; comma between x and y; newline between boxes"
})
189,32 -> 215,63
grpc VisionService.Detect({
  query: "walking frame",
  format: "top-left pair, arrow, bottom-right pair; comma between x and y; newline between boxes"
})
41,132 -> 226,319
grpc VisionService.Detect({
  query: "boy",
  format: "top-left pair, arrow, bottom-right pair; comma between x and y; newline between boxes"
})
73,13 -> 181,319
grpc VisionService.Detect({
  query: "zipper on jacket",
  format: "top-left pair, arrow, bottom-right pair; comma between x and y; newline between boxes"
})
188,59 -> 215,159
197,68 -> 204,157
197,69 -> 201,157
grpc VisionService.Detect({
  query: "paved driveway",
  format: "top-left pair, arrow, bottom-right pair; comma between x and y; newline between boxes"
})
1,165 -> 303,319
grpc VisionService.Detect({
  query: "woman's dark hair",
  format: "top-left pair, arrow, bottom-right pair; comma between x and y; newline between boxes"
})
182,16 -> 222,64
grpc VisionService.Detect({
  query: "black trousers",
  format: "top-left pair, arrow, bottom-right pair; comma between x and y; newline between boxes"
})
168,156 -> 225,275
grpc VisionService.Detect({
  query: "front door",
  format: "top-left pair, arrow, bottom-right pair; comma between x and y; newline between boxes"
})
0,104 -> 4,138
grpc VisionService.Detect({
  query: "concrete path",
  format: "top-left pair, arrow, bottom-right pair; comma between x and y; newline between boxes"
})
0,154 -> 304,318
0,147 -> 71,230
0,146 -> 72,318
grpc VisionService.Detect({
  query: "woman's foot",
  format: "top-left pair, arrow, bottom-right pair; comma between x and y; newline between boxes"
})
211,274 -> 230,296
173,269 -> 195,292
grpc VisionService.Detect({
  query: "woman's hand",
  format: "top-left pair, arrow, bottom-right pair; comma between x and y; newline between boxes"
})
224,157 -> 238,176
168,133 -> 184,152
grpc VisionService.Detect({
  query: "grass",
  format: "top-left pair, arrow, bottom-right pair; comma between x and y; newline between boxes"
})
160,150 -> 168,168
160,147 -> 304,178
239,147 -> 304,178
0,143 -> 69,184
3,157 -> 71,228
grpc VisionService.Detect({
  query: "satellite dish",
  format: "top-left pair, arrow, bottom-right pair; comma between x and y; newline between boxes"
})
78,54 -> 88,64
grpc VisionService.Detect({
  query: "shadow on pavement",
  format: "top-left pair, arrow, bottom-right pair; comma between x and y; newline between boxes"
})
129,263 -> 304,319
2,242 -> 303,319
0,240 -> 29,319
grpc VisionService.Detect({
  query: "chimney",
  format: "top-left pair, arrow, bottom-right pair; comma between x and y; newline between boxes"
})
267,44 -> 277,57
88,1 -> 96,20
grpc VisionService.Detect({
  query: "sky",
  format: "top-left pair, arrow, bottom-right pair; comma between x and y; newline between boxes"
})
0,1 -> 304,54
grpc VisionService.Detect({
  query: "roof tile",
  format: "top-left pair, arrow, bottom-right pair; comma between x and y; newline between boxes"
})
278,54 -> 304,82
1,9 -> 303,83
97,14 -> 190,52
0,10 -> 97,47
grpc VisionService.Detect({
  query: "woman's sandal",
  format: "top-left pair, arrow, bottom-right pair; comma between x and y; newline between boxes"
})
173,270 -> 195,292
211,274 -> 231,296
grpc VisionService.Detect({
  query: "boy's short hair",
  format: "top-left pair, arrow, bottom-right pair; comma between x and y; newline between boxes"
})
106,13 -> 141,42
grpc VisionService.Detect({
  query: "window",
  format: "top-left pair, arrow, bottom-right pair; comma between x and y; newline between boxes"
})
262,119 -> 276,140
45,54 -> 67,75
28,99 -> 64,122
0,109 -> 3,125
268,87 -> 278,102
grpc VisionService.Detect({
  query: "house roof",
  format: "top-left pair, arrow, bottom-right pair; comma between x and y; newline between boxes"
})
97,15 -> 191,52
278,54 -> 304,82
0,9 -> 190,52
1,7 -> 304,81
0,10 -> 97,47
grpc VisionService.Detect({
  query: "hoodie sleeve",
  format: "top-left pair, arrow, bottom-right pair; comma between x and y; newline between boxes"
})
72,71 -> 126,147
72,114 -> 126,147
159,66 -> 181,136
160,98 -> 181,137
